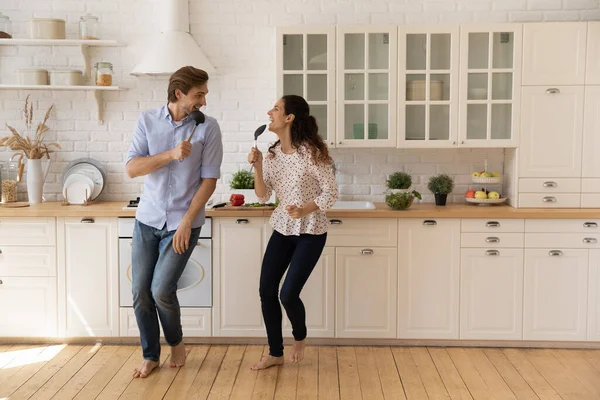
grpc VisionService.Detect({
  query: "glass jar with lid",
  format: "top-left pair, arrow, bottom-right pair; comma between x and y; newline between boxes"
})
1,161 -> 19,203
0,13 -> 12,39
79,14 -> 99,40
95,62 -> 113,86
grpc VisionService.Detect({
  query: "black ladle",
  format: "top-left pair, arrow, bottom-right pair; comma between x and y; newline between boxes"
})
178,110 -> 206,162
250,124 -> 267,171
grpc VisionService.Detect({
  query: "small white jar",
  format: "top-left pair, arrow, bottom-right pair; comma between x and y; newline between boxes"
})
29,18 -> 66,39
49,69 -> 83,86
16,68 -> 49,85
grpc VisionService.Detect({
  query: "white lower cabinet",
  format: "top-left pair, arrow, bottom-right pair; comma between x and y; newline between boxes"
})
588,250 -> 600,340
57,217 -> 119,337
119,307 -> 212,337
523,248 -> 589,341
283,247 -> 335,338
398,219 -> 461,339
460,248 -> 524,340
335,247 -> 397,338
0,277 -> 57,337
213,217 -> 270,337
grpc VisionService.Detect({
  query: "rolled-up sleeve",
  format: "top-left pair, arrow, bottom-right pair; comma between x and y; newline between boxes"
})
257,158 -> 274,204
126,116 -> 149,165
200,121 -> 223,179
311,160 -> 338,211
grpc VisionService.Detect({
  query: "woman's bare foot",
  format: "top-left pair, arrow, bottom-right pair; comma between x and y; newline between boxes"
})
250,355 -> 284,370
132,359 -> 160,378
289,340 -> 306,364
170,342 -> 187,367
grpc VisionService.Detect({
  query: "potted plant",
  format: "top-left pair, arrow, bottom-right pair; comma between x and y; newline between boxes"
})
385,171 -> 421,210
386,171 -> 412,193
229,169 -> 256,203
427,173 -> 455,206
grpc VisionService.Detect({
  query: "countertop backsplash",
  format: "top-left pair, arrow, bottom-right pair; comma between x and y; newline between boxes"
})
1,0 -> 593,203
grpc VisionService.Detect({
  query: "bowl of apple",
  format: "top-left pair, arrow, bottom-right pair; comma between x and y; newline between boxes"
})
465,188 -> 507,205
471,171 -> 502,184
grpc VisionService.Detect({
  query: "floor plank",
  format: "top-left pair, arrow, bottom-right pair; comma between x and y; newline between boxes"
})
229,345 -> 262,400
411,347 -> 450,400
296,345 -> 318,400
251,347 -> 279,400
95,347 -> 143,400
208,345 -> 246,399
184,345 -> 228,400
483,348 -> 539,400
163,345 -> 210,400
464,348 -> 517,400
371,346 -> 406,400
392,347 -> 429,399
337,346 -> 362,400
428,347 -> 473,400
446,347 -> 491,400
502,348 -> 561,400
318,346 -> 340,400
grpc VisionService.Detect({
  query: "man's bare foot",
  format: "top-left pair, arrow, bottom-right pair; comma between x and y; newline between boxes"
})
250,355 -> 284,370
170,342 -> 186,367
289,340 -> 306,364
132,359 -> 159,378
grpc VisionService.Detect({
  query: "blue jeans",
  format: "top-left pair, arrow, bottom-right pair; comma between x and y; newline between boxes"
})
132,219 -> 201,361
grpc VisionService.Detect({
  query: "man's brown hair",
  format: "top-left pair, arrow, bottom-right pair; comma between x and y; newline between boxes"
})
167,66 -> 209,103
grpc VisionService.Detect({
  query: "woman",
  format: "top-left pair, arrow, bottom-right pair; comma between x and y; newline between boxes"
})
248,95 -> 338,370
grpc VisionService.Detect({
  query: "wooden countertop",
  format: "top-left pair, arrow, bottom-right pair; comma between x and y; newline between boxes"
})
1,201 -> 600,219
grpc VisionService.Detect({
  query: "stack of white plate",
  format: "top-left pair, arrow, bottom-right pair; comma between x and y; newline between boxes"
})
62,158 -> 105,204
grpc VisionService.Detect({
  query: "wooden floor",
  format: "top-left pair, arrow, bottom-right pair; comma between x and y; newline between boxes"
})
1,344 -> 600,399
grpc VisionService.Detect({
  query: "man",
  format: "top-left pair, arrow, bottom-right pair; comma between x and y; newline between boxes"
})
125,66 -> 223,378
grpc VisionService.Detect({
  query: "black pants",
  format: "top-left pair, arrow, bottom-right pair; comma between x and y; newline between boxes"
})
259,229 -> 327,357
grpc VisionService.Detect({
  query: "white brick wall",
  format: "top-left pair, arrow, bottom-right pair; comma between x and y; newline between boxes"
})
0,0 -> 597,203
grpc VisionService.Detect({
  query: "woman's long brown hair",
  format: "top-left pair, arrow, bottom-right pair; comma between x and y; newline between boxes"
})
268,95 -> 333,165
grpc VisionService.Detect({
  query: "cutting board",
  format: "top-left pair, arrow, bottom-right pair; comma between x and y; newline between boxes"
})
0,202 -> 30,208
212,203 -> 276,210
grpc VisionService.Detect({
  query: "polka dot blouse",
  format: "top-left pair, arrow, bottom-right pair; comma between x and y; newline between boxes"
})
259,144 -> 339,236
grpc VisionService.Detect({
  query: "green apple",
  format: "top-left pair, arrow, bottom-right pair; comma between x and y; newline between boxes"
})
481,171 -> 493,178
471,171 -> 480,177
488,191 -> 500,199
475,190 -> 487,199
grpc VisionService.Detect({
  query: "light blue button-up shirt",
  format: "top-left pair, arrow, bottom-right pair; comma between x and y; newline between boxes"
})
126,105 -> 223,231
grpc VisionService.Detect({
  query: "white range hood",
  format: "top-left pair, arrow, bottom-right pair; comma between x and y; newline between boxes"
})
131,0 -> 215,76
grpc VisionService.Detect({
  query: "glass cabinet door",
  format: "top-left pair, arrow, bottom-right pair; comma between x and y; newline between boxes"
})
277,27 -> 335,145
459,24 -> 522,147
399,27 -> 459,148
336,26 -> 397,147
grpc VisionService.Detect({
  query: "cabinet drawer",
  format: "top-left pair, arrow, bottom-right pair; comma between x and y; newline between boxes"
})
518,193 -> 580,208
519,178 -> 581,193
525,219 -> 600,233
0,246 -> 56,277
525,233 -> 600,249
461,233 -> 524,248
582,179 -> 600,193
461,219 -> 524,233
582,194 -> 600,208
0,217 -> 56,246
327,218 -> 397,247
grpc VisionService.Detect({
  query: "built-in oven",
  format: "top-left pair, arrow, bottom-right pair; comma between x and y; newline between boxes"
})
118,217 -> 212,307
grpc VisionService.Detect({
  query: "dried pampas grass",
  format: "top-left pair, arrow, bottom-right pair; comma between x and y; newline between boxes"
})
0,95 -> 61,159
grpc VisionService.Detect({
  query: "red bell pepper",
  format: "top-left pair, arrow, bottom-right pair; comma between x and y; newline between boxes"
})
230,193 -> 245,206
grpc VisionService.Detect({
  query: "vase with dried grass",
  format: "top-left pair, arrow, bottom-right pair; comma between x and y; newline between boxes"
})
0,95 -> 60,204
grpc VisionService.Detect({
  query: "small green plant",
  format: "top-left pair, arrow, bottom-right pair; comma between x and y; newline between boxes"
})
427,173 -> 455,194
230,169 -> 254,189
385,190 -> 422,210
386,171 -> 412,190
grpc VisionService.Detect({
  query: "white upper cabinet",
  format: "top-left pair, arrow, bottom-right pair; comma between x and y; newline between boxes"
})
398,26 -> 460,148
336,26 -> 398,148
459,24 -> 522,148
522,22 -> 587,86
277,27 -> 336,146
586,22 -> 600,85
582,86 -> 600,178
519,86 -> 584,178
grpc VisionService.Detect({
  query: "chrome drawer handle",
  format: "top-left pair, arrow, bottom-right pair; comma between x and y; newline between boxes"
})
542,181 -> 557,188
486,221 -> 500,228
485,250 -> 499,256
329,219 -> 342,225
360,249 -> 374,255
0,249 -> 2,254
584,222 -> 598,228
235,219 -> 249,224
583,238 -> 598,244
0,279 -> 3,284
542,196 -> 557,203
546,88 -> 560,94
485,237 -> 500,243
423,220 -> 437,226
81,218 -> 95,223
549,250 -> 563,256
